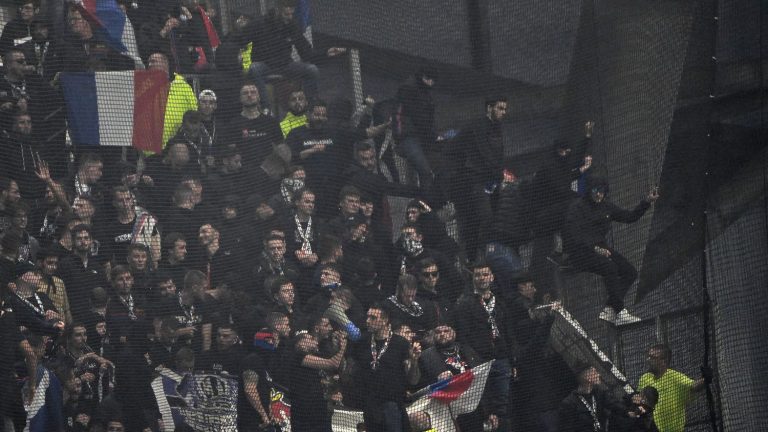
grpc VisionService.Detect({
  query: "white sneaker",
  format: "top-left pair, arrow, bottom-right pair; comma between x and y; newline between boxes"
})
615,309 -> 642,326
598,307 -> 617,325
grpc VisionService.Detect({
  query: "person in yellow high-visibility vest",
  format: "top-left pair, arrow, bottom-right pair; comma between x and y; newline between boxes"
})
241,41 -> 253,73
638,344 -> 707,432
280,89 -> 308,138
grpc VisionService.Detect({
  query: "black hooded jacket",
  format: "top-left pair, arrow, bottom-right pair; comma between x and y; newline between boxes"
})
249,10 -> 315,69
395,71 -> 436,145
558,387 -> 627,432
531,147 -> 584,212
452,288 -> 516,362
0,132 -> 45,198
487,180 -> 533,248
563,179 -> 651,254
0,17 -> 32,56
458,116 -> 505,185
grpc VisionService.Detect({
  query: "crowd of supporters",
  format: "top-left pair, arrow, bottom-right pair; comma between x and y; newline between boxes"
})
0,1 -> 709,431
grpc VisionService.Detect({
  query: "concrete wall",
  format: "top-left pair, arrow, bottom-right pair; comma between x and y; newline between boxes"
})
313,0 -> 473,68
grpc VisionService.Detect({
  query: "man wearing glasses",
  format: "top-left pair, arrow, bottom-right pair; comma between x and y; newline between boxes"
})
416,257 -> 454,317
0,49 -> 52,123
0,47 -> 66,175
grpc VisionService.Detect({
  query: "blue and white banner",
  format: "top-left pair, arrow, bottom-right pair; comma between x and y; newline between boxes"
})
24,366 -> 64,432
151,368 -> 238,432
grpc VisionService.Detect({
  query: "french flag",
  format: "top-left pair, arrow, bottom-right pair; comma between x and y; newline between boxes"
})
60,70 -> 170,153
73,0 -> 144,68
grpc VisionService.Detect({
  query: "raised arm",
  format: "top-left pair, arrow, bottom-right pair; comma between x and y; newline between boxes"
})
301,331 -> 348,371
609,187 -> 658,223
35,158 -> 71,212
405,341 -> 422,385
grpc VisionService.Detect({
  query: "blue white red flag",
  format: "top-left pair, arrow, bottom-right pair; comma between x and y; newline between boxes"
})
424,367 -> 476,403
331,362 -> 492,431
60,70 -> 170,153
407,361 -> 493,431
73,0 -> 144,68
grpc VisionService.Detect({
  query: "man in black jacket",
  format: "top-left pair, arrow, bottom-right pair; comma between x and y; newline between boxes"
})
257,276 -> 304,332
0,290 -> 36,432
484,166 -> 533,292
0,49 -> 63,142
136,1 -> 209,74
195,323 -> 245,376
344,141 -> 421,286
507,274 -> 574,431
221,83 -> 282,188
0,1 -> 38,56
105,265 -> 147,346
211,13 -> 252,116
238,312 -> 291,431
17,17 -> 55,82
416,257 -> 456,316
384,274 -> 437,337
58,224 -> 107,322
62,153 -> 106,210
157,232 -> 189,289
287,100 -> 367,217
404,199 -> 458,258
527,126 -> 594,298
0,111 -> 47,199
451,97 -> 508,257
252,234 -> 300,304
419,321 -> 481,383
558,365 -> 630,432
345,141 -> 421,218
395,67 -> 438,189
563,177 -> 659,325
246,0 -> 346,109
453,260 -> 515,431
419,320 -> 498,431
350,304 -> 421,432
531,134 -> 593,240
395,223 -> 461,295
51,8 -> 134,74
166,110 -> 214,174
7,265 -> 64,336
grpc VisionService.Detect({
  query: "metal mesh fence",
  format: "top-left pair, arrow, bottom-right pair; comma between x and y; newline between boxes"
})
0,0 -> 765,431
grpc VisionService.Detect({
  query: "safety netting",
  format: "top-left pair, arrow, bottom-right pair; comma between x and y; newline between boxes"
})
0,0 -> 765,431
